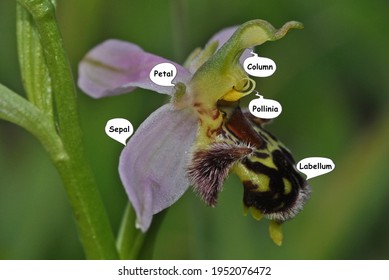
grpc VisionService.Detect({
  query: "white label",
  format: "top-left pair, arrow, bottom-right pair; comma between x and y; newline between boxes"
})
105,118 -> 134,146
248,94 -> 282,119
149,62 -> 177,86
243,51 -> 276,77
297,157 -> 335,180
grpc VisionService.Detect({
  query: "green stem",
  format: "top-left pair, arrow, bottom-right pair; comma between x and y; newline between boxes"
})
116,204 -> 143,259
16,0 -> 118,259
137,211 -> 167,259
116,204 -> 167,259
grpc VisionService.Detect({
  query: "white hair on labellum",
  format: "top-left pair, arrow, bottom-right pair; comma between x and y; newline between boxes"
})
264,182 -> 311,222
187,141 -> 253,207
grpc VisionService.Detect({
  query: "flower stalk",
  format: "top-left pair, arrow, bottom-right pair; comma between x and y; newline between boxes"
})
14,0 -> 118,259
116,204 -> 143,259
117,204 -> 167,259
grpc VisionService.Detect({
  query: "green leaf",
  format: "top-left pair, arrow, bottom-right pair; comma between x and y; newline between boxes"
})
0,83 -> 65,162
16,3 -> 53,120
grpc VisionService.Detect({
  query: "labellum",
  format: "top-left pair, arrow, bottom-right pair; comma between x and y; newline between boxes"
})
188,100 -> 311,245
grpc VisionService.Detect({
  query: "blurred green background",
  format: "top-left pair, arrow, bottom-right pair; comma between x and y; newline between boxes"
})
1,0 -> 389,259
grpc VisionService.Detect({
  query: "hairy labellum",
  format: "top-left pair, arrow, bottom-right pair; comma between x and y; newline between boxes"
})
188,101 -> 311,223
188,142 -> 253,206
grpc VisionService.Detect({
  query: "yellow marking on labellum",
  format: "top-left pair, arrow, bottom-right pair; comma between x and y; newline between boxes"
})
251,154 -> 277,170
243,205 -> 249,216
269,221 -> 283,246
283,178 -> 292,194
232,164 -> 270,192
251,207 -> 264,221
256,174 -> 271,191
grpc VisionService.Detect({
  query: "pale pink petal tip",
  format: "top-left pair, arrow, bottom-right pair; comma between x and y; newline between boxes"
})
78,39 -> 191,98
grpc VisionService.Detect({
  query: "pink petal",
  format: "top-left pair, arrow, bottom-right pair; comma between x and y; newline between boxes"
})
207,26 -> 253,63
78,39 -> 191,98
119,104 -> 198,232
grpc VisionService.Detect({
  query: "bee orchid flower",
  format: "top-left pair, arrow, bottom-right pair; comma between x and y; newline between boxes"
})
78,19 -> 310,245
